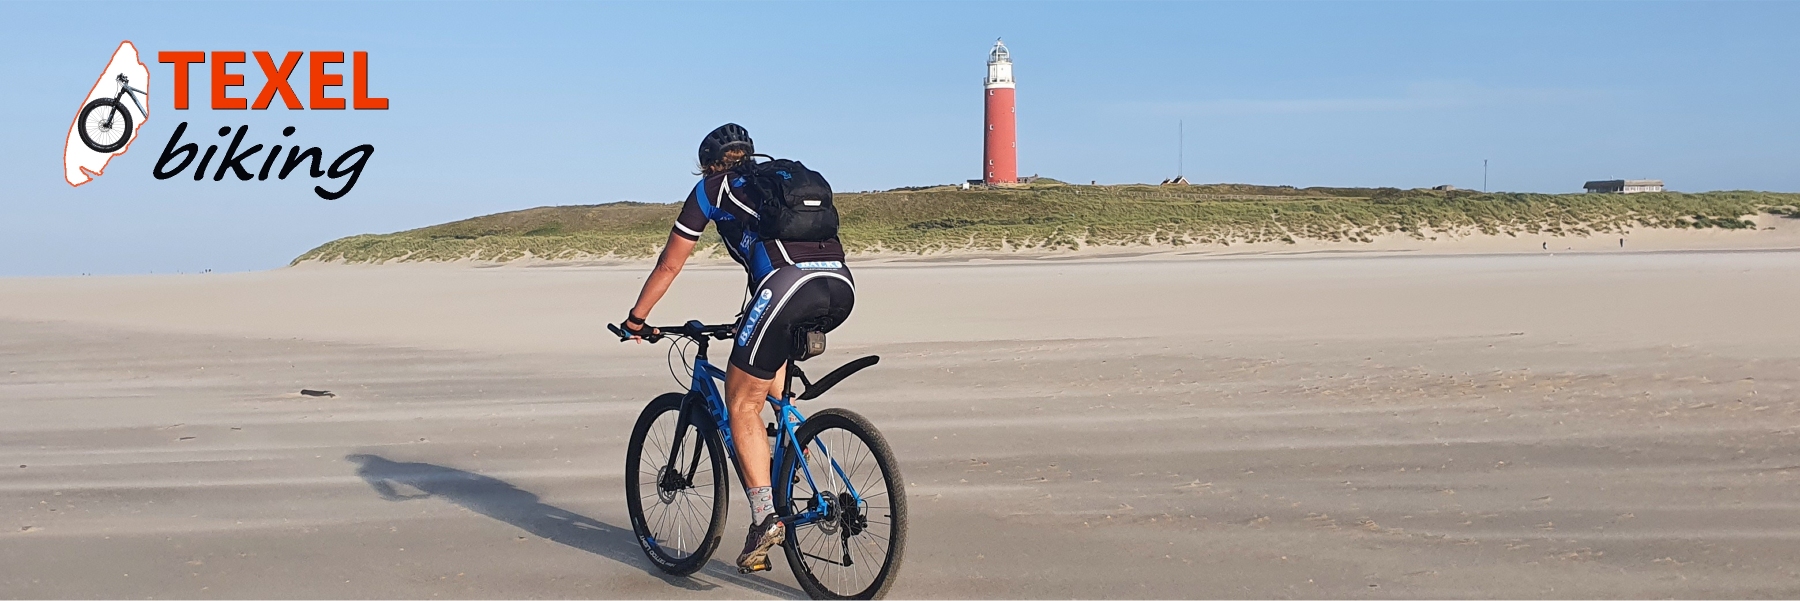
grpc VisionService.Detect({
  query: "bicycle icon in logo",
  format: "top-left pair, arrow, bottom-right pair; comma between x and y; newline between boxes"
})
78,73 -> 147,154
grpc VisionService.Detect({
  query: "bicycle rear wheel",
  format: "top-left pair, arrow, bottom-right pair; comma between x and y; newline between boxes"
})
625,392 -> 728,576
78,98 -> 131,153
775,408 -> 907,599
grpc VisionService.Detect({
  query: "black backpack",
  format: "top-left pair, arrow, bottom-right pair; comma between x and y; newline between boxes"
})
742,158 -> 839,242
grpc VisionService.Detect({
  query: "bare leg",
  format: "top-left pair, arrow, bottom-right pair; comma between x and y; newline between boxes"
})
727,363 -> 790,571
725,363 -> 786,489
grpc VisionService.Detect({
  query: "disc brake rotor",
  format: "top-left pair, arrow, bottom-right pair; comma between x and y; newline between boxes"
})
810,494 -> 841,535
656,466 -> 683,504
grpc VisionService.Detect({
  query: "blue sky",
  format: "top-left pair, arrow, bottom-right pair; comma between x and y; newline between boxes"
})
2,1 -> 1796,276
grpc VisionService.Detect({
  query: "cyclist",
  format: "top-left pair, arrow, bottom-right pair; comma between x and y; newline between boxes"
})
618,123 -> 854,573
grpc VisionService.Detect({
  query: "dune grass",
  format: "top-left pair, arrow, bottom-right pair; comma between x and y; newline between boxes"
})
293,182 -> 1800,264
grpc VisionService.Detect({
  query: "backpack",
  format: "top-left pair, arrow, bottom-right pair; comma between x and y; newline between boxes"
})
742,158 -> 839,242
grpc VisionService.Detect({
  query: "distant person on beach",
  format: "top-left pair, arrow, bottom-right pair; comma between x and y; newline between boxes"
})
616,124 -> 854,572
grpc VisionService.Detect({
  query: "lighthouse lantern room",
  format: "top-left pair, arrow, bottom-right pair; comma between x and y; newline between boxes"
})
983,39 -> 1017,185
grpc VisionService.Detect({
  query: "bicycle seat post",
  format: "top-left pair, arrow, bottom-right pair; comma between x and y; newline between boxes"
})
783,360 -> 797,401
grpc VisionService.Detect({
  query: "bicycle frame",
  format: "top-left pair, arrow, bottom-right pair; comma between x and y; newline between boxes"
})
665,344 -> 867,530
115,74 -> 146,116
110,74 -> 147,123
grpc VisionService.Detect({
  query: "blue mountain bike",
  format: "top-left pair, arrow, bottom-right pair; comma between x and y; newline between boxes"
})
609,320 -> 906,599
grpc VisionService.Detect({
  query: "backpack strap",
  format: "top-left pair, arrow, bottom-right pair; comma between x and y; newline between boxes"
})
721,177 -> 759,217
697,176 -> 775,280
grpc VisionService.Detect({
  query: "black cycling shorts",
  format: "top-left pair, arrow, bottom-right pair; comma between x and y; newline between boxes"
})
731,262 -> 855,379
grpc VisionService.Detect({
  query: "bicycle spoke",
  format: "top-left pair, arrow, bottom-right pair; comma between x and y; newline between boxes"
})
659,498 -> 680,549
846,440 -> 870,478
801,528 -> 834,567
845,535 -> 873,586
851,538 -> 872,587
674,494 -> 692,552
650,499 -> 672,550
855,527 -> 890,545
653,421 -> 674,459
679,491 -> 704,554
645,426 -> 671,471
669,495 -> 688,553
851,447 -> 883,494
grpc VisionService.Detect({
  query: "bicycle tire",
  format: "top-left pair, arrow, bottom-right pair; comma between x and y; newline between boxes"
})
77,98 -> 132,153
625,392 -> 729,576
775,408 -> 907,599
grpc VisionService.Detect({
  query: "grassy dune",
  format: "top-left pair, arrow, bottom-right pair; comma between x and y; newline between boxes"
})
293,182 -> 1800,264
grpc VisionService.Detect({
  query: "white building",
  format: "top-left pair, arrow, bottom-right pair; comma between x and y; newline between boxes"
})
1584,179 -> 1664,194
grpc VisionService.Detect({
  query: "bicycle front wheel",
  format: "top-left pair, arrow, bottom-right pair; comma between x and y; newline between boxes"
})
776,408 -> 907,599
78,98 -> 132,153
625,392 -> 728,576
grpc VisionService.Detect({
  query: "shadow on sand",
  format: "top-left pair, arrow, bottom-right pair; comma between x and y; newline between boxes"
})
345,454 -> 801,599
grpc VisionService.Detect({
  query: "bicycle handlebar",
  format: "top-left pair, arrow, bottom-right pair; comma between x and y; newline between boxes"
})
608,320 -> 735,344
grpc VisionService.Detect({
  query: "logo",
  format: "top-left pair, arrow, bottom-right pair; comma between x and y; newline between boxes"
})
737,289 -> 774,346
794,261 -> 843,270
64,41 -> 151,187
151,50 -> 385,199
66,45 -> 386,200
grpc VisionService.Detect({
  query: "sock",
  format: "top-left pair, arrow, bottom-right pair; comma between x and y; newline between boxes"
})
748,486 -> 774,524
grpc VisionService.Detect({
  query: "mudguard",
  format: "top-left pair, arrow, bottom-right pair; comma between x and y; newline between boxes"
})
797,355 -> 880,401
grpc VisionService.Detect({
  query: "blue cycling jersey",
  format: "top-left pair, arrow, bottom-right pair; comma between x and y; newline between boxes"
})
671,169 -> 846,284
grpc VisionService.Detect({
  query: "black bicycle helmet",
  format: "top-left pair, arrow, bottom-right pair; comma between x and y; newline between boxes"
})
698,123 -> 754,166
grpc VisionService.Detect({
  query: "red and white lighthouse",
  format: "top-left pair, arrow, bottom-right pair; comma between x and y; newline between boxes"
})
983,39 -> 1017,185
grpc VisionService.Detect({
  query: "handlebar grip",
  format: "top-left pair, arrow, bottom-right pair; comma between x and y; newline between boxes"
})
609,322 -> 666,343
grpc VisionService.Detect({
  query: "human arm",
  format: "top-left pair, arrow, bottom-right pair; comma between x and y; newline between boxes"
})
619,180 -> 710,339
625,231 -> 698,332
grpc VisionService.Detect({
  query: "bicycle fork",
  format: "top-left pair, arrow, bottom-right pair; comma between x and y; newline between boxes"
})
108,75 -> 147,128
660,397 -> 708,492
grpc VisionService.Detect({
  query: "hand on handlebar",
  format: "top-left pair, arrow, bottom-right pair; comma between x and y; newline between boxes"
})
610,319 -> 660,343
609,319 -> 736,344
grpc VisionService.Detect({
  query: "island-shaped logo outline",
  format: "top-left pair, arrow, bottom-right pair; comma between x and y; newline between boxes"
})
65,41 -> 151,187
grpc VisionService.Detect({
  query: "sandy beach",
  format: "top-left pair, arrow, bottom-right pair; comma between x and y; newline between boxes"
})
4,234 -> 1800,597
